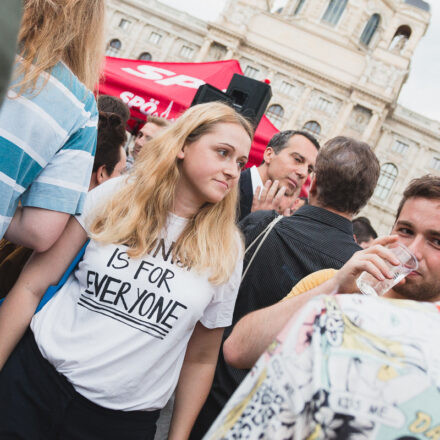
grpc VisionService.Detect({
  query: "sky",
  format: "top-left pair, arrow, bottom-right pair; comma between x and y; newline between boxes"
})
160,0 -> 440,121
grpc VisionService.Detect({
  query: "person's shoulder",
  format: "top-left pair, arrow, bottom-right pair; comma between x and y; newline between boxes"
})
86,176 -> 127,210
50,62 -> 96,111
239,209 -> 278,230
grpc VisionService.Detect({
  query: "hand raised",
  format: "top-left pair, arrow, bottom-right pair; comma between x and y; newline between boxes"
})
334,235 -> 401,294
251,180 -> 287,214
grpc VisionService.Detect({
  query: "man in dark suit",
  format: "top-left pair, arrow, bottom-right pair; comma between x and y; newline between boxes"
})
238,130 -> 320,221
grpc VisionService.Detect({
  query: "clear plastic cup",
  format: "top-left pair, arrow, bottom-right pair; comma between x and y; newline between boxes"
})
356,242 -> 418,296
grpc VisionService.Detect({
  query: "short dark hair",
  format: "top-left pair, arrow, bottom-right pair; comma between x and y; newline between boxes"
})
314,136 -> 380,214
353,217 -> 377,244
93,112 -> 127,174
396,175 -> 440,220
267,130 -> 320,154
97,95 -> 130,125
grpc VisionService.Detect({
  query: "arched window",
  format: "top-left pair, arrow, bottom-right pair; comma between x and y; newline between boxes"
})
106,39 -> 121,57
303,120 -> 321,135
374,163 -> 398,200
138,52 -> 152,61
360,13 -> 380,46
322,0 -> 348,26
266,104 -> 284,128
389,25 -> 412,53
294,0 -> 306,15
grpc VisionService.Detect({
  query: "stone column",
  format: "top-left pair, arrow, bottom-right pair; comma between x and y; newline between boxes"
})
161,35 -> 178,61
329,100 -> 354,137
362,111 -> 380,142
224,47 -> 235,60
285,86 -> 312,128
195,38 -> 213,62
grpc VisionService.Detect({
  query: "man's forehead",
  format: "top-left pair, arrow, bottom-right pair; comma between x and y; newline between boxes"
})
395,197 -> 440,228
285,135 -> 318,158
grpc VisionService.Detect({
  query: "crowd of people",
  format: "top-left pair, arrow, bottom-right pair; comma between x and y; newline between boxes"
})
0,1 -> 439,439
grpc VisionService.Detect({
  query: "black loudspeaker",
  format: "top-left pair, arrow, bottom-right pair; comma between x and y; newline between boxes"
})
190,74 -> 272,128
191,84 -> 232,108
226,74 -> 272,127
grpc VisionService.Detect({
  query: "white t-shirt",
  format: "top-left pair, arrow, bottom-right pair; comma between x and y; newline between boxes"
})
31,177 -> 243,411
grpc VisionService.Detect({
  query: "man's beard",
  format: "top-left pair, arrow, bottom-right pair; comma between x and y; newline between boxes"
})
393,278 -> 440,302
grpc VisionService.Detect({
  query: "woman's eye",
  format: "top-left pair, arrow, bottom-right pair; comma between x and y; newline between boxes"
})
218,149 -> 228,157
237,161 -> 245,170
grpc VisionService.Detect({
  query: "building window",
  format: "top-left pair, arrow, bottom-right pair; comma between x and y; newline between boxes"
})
294,0 -> 306,15
303,120 -> 321,135
389,25 -> 411,53
316,97 -> 332,113
374,163 -> 398,200
138,52 -> 152,61
208,43 -> 227,61
360,14 -> 380,46
180,45 -> 194,59
431,157 -> 440,171
279,81 -> 295,97
266,104 -> 284,128
244,66 -> 259,79
322,0 -> 348,26
392,140 -> 409,155
149,32 -> 162,45
106,39 -> 121,56
118,18 -> 131,30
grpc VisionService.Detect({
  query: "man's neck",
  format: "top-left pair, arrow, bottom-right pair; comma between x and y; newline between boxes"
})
308,198 -> 353,221
257,164 -> 268,183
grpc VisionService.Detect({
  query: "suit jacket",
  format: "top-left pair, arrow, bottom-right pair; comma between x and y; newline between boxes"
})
238,168 -> 254,222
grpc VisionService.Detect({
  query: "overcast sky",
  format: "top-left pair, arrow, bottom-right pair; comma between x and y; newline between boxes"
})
160,0 -> 440,121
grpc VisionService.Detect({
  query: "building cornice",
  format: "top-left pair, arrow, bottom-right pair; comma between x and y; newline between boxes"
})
116,0 -> 208,38
386,112 -> 440,140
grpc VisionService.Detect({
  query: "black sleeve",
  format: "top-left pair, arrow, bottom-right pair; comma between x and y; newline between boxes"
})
239,210 -> 279,242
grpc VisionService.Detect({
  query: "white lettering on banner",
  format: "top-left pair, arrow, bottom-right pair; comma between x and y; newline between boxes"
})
121,64 -> 205,89
120,91 -> 175,118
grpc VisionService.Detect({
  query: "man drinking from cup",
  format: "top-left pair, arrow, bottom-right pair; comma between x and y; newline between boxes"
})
224,174 -> 440,369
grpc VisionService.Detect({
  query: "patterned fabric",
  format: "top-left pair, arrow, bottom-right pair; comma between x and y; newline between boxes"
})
190,206 -> 361,439
204,295 -> 440,439
0,59 -> 98,238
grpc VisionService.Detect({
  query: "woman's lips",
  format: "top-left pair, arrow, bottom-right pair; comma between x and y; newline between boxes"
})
215,180 -> 228,190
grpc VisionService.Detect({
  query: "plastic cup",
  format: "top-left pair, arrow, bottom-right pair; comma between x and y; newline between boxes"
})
356,242 -> 418,296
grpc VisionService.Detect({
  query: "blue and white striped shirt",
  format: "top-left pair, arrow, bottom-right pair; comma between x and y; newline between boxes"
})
0,60 -> 98,239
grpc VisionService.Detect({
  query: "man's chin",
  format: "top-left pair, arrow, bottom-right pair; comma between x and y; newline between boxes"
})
393,281 -> 440,302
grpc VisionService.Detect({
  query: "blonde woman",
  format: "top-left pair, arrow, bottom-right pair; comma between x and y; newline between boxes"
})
0,0 -> 105,251
0,102 -> 253,439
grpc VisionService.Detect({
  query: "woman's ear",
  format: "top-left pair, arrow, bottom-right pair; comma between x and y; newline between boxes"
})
177,145 -> 186,160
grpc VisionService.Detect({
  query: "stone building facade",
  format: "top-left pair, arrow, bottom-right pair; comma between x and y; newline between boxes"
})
105,0 -> 439,234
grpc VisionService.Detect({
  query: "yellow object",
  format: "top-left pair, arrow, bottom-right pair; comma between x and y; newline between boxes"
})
283,269 -> 338,300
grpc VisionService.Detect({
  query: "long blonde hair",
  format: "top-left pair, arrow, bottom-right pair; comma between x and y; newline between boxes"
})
15,0 -> 105,94
90,102 -> 254,284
